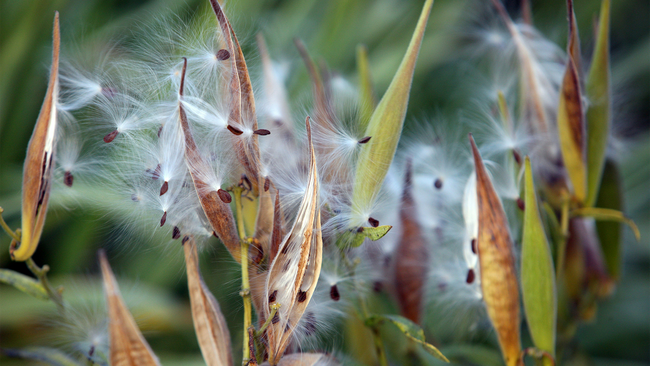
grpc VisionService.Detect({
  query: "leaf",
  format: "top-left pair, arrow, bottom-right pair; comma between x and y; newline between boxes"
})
11,13 -> 60,261
566,0 -> 582,77
571,207 -> 640,242
343,225 -> 392,248
177,58 -> 241,262
356,44 -> 376,132
585,0 -> 611,207
99,250 -> 161,366
469,134 -> 521,366
521,157 -> 557,357
264,118 -> 323,365
183,236 -> 232,366
594,160 -> 623,280
394,160 -> 428,324
351,0 -> 433,213
0,268 -> 48,301
366,314 -> 448,362
1,347 -> 82,366
557,52 -> 587,202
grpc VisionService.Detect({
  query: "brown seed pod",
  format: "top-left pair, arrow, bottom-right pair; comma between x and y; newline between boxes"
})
470,134 -> 521,366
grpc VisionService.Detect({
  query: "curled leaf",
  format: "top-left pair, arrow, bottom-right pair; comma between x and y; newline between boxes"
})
585,0 -> 611,206
99,251 -> 160,366
571,207 -> 640,241
522,157 -> 557,358
343,225 -> 392,248
264,118 -> 322,365
394,160 -> 428,324
365,314 -> 448,362
183,236 -> 232,366
177,58 -> 241,262
470,135 -> 521,366
11,13 -> 60,261
351,0 -> 433,213
0,268 -> 49,301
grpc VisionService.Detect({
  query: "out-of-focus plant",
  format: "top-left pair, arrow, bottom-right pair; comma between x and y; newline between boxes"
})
0,0 -> 647,365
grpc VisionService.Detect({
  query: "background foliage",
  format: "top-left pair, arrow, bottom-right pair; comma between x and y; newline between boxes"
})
0,0 -> 648,364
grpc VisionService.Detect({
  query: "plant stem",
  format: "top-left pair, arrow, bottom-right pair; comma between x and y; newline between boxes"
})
25,258 -> 65,314
233,185 -> 253,365
0,207 -> 21,242
256,303 -> 280,337
556,197 -> 570,279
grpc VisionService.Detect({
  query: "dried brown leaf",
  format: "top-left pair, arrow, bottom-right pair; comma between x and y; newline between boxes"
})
99,251 -> 160,366
183,236 -> 232,366
264,118 -> 322,365
11,13 -> 60,261
469,135 -> 521,366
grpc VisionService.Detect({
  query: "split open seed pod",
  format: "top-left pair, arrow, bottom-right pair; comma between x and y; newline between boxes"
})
11,13 -> 60,261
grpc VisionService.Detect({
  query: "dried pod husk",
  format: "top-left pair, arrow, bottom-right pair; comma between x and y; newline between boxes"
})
393,160 -> 428,324
209,0 -> 263,193
99,251 -> 160,366
177,58 -> 241,262
183,236 -> 232,366
11,13 -> 60,262
264,119 -> 322,365
469,135 -> 521,366
351,0 -> 433,214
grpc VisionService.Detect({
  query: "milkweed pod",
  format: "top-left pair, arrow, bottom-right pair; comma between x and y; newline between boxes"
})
183,236 -> 232,366
469,134 -> 521,366
264,118 -> 322,365
99,251 -> 160,366
11,13 -> 60,262
177,58 -> 241,262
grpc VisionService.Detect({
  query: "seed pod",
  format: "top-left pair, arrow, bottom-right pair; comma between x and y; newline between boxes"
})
264,118 -> 322,365
11,13 -> 60,262
394,160 -> 428,324
177,58 -> 241,262
183,237 -> 232,366
469,135 -> 521,366
99,251 -> 160,366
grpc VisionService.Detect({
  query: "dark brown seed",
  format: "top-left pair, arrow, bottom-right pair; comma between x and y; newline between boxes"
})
466,268 -> 475,284
254,129 -> 271,136
157,125 -> 163,138
88,345 -> 95,357
271,312 -> 280,324
434,178 -> 443,189
172,226 -> 181,239
264,177 -> 270,192
471,238 -> 477,254
356,227 -> 364,233
103,129 -> 119,143
63,171 -> 74,187
368,217 -> 379,227
160,181 -> 169,196
512,149 -> 522,165
216,49 -> 230,61
373,281 -> 383,293
269,289 -> 278,303
517,197 -> 525,211
217,188 -> 232,203
358,136 -> 372,144
330,284 -> 340,301
182,235 -> 189,244
160,211 -> 167,227
212,231 -> 218,238
227,125 -> 243,135
297,290 -> 307,302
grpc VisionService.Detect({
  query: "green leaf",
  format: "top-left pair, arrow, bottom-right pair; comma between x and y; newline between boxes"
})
0,268 -> 48,301
356,44 -> 375,132
351,0 -> 433,215
595,160 -> 623,280
521,157 -> 557,357
571,207 -> 639,241
585,0 -> 611,207
366,314 -> 449,362
340,225 -> 392,248
1,347 -> 83,366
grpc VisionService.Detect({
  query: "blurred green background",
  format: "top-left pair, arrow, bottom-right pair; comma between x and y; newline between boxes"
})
0,0 -> 648,365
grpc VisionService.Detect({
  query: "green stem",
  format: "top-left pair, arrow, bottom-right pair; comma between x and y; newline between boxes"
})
25,258 -> 65,314
0,207 -> 21,242
256,303 -> 280,337
233,185 -> 253,366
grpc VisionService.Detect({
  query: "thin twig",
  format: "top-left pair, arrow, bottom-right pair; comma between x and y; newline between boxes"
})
25,258 -> 65,314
